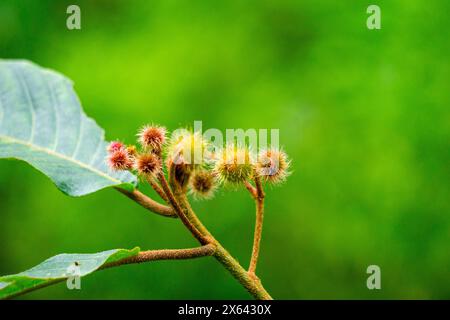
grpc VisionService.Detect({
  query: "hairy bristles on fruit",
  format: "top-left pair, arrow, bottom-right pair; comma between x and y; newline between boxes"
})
189,170 -> 217,199
108,149 -> 133,171
256,148 -> 290,184
126,145 -> 138,159
214,144 -> 254,185
135,153 -> 162,177
165,130 -> 210,189
137,125 -> 166,152
166,130 -> 208,168
107,141 -> 125,153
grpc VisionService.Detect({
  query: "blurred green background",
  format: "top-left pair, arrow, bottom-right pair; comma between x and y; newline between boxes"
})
0,0 -> 449,299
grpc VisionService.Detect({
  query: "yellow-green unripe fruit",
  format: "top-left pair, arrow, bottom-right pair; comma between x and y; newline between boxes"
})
214,145 -> 254,185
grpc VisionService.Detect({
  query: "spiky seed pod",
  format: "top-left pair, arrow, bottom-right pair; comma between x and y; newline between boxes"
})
214,145 -> 254,185
170,163 -> 194,189
256,149 -> 290,184
126,145 -> 138,159
166,130 -> 208,167
166,130 -> 209,188
137,125 -> 166,152
189,170 -> 217,199
108,149 -> 133,171
135,153 -> 162,177
107,141 -> 125,153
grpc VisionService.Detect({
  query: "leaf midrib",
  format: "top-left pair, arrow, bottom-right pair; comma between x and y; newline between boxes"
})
0,135 -> 122,184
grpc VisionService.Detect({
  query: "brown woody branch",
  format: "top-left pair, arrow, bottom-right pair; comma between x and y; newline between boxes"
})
102,244 -> 216,269
6,245 -> 215,300
248,175 -> 265,276
115,187 -> 177,218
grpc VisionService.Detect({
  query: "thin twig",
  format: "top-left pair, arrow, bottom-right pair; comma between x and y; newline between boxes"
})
117,171 -> 273,299
248,175 -> 265,275
147,176 -> 169,202
244,181 -> 257,199
115,187 -> 177,218
157,172 -> 209,244
176,193 -> 272,300
102,244 -> 216,269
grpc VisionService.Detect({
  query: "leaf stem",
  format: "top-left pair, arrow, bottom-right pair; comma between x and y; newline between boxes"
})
5,245 -> 215,300
102,244 -> 216,269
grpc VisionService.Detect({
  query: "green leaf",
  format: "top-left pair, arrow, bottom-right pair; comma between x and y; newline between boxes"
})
0,247 -> 140,299
0,60 -> 137,196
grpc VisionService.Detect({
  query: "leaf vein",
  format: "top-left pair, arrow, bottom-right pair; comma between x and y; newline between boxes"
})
0,135 -> 123,184
44,74 -> 59,151
11,65 -> 36,143
89,138 -> 103,166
